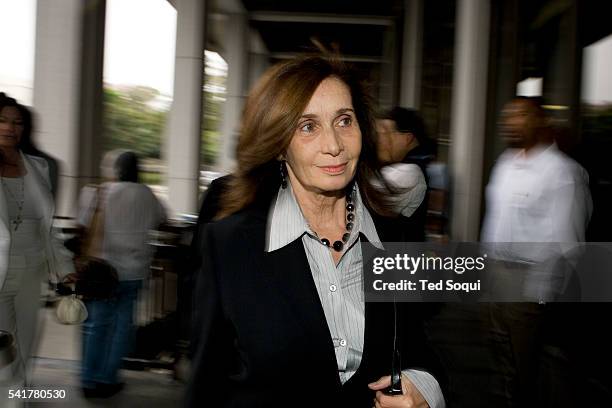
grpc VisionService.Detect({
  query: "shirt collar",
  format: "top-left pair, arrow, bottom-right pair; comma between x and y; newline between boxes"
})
265,181 -> 384,252
511,142 -> 558,166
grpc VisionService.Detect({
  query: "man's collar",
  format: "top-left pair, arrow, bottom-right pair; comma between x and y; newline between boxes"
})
514,142 -> 557,161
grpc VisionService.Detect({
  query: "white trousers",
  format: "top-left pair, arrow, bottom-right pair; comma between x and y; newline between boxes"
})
0,251 -> 46,406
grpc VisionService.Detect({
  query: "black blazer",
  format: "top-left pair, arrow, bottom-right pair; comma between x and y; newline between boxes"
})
185,199 -> 445,408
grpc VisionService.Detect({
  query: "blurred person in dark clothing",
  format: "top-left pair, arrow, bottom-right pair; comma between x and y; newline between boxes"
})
376,112 -> 427,219
192,174 -> 233,245
185,174 -> 233,349
378,107 -> 436,173
376,108 -> 436,241
77,150 -> 166,398
481,97 -> 592,407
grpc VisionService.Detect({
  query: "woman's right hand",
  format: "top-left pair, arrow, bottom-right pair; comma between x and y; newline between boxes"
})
369,375 -> 429,408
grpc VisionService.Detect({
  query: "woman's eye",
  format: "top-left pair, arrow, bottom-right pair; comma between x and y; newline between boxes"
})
338,116 -> 352,127
299,122 -> 315,133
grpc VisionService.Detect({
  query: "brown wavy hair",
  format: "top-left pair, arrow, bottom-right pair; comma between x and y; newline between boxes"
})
217,55 -> 393,219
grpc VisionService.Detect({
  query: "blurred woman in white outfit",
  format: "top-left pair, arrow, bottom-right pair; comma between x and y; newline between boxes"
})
0,98 -> 74,394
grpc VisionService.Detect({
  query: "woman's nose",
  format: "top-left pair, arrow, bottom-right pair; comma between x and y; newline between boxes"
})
320,127 -> 343,156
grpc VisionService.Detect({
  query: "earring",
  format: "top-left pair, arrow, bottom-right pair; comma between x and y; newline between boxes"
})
280,161 -> 288,189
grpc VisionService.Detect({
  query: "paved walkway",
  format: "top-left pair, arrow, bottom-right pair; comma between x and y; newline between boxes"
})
26,308 -> 185,407
31,358 -> 184,407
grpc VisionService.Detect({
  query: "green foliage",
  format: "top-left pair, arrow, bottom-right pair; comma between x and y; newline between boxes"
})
202,130 -> 220,165
102,86 -> 166,159
102,71 -> 226,169
140,171 -> 164,186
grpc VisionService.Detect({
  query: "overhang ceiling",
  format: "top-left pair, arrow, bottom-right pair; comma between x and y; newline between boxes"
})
241,0 -> 401,61
170,0 -> 403,63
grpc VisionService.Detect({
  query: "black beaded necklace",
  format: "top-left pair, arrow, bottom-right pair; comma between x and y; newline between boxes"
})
319,191 -> 355,252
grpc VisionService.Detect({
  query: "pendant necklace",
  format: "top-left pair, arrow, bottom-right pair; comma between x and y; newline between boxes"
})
1,166 -> 25,231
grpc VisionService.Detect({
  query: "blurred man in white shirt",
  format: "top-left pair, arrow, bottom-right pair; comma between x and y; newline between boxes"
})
482,98 -> 592,299
481,97 -> 592,408
482,98 -> 591,246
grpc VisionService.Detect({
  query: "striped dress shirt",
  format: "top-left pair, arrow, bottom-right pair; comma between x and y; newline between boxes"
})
265,182 -> 445,408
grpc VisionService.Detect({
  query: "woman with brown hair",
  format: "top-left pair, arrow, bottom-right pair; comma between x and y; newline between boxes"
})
186,56 -> 445,408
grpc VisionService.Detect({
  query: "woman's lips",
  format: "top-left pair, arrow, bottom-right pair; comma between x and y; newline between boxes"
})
318,163 -> 348,174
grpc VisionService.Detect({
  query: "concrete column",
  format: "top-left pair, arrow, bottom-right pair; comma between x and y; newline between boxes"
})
247,29 -> 270,92
247,52 -> 270,92
218,13 -> 249,172
32,0 -> 105,217
399,0 -> 423,109
78,0 -> 106,198
449,0 -> 490,241
378,24 -> 398,109
166,0 -> 207,215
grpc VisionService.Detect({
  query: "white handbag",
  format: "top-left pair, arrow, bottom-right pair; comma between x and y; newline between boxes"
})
55,294 -> 88,325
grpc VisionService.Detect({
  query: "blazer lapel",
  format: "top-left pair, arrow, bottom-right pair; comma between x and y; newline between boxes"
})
353,234 -> 395,380
238,209 -> 402,388
0,179 -> 8,235
265,241 -> 332,334
0,178 -> 10,288
21,153 -> 55,232
261,237 -> 341,386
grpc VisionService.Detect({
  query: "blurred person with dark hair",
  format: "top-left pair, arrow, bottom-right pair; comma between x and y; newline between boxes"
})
379,107 -> 437,169
481,97 -> 592,407
186,56 -> 445,408
376,107 -> 435,241
0,97 -> 74,396
77,150 -> 166,398
13,104 -> 60,200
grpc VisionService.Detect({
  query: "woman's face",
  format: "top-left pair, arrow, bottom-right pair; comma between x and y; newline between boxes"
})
285,77 -> 362,195
0,106 -> 24,150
